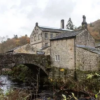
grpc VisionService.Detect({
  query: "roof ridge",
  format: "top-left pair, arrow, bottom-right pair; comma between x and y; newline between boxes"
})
38,26 -> 72,31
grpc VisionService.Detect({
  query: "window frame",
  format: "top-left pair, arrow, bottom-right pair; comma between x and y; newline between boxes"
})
55,55 -> 60,61
34,34 -> 36,41
50,33 -> 53,39
38,34 -> 40,40
45,33 -> 48,39
45,43 -> 48,47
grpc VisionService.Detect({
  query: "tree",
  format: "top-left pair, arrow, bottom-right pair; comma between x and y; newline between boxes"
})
0,35 -> 30,53
66,18 -> 75,30
0,36 -> 8,53
13,35 -> 18,39
19,36 -> 30,45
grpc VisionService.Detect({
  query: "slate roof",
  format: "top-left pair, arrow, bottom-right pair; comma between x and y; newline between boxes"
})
39,26 -> 71,33
77,45 -> 100,54
41,46 -> 50,50
51,30 -> 83,40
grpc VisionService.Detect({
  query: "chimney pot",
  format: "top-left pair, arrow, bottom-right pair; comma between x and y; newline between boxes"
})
36,22 -> 38,26
82,15 -> 87,29
61,19 -> 64,29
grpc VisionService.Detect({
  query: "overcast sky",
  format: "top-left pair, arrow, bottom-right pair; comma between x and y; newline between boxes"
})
0,0 -> 100,38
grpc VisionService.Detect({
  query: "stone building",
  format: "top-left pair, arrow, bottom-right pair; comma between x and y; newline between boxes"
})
6,19 -> 71,55
50,16 -> 100,71
30,20 -> 71,55
6,44 -> 34,54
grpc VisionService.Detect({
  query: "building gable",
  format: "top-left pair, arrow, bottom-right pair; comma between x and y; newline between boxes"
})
30,26 -> 42,45
76,29 -> 95,47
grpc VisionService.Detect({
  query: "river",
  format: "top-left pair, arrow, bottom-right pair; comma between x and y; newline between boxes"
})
0,75 -> 18,93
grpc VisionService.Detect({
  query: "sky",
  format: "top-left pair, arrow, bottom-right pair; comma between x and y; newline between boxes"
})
0,0 -> 100,38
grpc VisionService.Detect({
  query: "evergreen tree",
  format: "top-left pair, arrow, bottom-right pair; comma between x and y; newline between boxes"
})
66,18 -> 75,30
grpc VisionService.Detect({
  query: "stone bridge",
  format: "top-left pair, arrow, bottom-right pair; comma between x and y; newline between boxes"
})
0,53 -> 51,75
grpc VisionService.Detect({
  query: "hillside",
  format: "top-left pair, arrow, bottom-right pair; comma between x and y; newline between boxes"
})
88,19 -> 100,40
0,35 -> 30,53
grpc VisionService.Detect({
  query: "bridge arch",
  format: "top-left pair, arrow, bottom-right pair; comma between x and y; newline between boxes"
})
0,53 -> 50,76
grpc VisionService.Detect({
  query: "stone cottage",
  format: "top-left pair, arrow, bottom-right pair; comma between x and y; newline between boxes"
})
50,16 -> 100,71
30,20 -> 71,55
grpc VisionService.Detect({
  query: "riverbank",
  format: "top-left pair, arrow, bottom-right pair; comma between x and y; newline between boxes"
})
1,66 -> 100,100
0,75 -> 96,100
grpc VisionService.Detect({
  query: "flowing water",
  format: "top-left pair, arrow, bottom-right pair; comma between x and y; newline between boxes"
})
0,75 -> 15,93
0,75 -> 53,99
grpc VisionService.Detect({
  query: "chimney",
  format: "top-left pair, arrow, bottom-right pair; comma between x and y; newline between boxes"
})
82,15 -> 87,29
36,22 -> 38,27
60,19 -> 64,29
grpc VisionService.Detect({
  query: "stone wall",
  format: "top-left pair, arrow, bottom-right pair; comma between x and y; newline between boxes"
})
76,47 -> 100,71
76,30 -> 95,47
42,32 -> 60,48
43,47 -> 50,55
0,53 -> 51,75
30,26 -> 42,45
51,38 -> 75,69
30,25 -> 61,53
31,42 -> 42,51
13,44 -> 35,54
75,29 -> 100,71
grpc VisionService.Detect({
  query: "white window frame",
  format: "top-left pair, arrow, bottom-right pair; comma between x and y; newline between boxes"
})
55,55 -> 60,61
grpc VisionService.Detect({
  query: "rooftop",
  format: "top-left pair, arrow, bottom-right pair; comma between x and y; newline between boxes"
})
51,29 -> 83,40
39,26 -> 72,33
77,45 -> 100,54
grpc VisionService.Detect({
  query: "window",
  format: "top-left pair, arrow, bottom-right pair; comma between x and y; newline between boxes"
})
45,43 -> 48,47
50,34 -> 53,38
55,55 -> 60,61
56,33 -> 58,36
45,33 -> 48,39
58,55 -> 60,61
38,34 -> 40,40
34,35 -> 36,41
